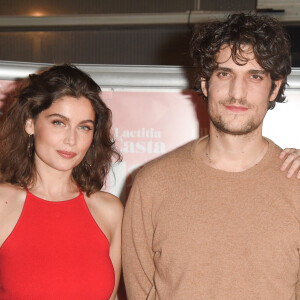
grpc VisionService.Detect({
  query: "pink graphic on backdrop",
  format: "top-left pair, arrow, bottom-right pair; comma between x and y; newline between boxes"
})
101,91 -> 209,201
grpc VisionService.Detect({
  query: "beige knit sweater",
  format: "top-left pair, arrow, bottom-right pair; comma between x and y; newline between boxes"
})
122,139 -> 300,300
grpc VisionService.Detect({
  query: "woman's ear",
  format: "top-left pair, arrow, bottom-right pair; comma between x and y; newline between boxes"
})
25,118 -> 34,135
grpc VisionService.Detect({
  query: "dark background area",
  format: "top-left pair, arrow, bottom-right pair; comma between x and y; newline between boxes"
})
0,0 -> 299,66
0,0 -> 254,15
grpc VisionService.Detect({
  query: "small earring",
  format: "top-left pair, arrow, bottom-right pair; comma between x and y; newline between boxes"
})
27,134 -> 34,158
84,157 -> 92,167
83,145 -> 94,167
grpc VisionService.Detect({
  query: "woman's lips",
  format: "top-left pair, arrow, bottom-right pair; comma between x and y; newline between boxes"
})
225,105 -> 249,112
57,150 -> 76,159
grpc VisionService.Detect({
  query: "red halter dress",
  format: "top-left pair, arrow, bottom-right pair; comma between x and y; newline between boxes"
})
0,189 -> 115,300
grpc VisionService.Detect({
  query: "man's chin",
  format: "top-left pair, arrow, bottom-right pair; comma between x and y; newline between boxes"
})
211,121 -> 260,136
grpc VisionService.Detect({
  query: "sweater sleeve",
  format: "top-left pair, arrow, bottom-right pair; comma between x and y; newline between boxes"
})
122,174 -> 156,299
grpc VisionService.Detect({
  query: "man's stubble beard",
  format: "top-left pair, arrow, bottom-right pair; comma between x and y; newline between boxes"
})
208,97 -> 269,136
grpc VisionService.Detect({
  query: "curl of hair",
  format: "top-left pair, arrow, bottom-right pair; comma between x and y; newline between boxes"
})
190,13 -> 291,109
0,64 -> 121,196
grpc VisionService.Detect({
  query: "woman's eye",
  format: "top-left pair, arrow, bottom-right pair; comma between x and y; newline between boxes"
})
79,125 -> 92,131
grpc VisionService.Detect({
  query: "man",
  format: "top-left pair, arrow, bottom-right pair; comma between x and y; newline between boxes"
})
122,13 -> 300,299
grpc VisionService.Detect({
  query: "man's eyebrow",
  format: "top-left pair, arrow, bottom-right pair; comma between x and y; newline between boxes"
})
248,69 -> 267,75
215,67 -> 232,72
214,67 -> 267,75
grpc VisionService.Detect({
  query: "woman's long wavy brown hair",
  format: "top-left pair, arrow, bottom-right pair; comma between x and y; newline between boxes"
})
190,13 -> 291,109
0,64 -> 121,196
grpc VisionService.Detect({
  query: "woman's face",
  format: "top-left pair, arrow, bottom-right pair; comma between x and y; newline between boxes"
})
25,95 -> 95,173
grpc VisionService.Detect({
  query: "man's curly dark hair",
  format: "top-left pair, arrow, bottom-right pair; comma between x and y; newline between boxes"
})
190,13 -> 291,109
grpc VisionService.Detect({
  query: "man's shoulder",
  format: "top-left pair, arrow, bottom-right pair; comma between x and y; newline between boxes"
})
265,139 -> 300,187
265,139 -> 293,171
267,138 -> 282,154
266,139 -> 282,164
136,140 -> 197,180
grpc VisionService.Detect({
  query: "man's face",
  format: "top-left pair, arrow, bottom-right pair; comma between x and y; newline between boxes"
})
201,44 -> 282,136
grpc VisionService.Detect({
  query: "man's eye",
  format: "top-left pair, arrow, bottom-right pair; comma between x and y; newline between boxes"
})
217,72 -> 230,77
52,120 -> 64,126
251,74 -> 263,80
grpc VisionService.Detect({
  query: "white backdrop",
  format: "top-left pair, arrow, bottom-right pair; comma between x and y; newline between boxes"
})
263,90 -> 300,149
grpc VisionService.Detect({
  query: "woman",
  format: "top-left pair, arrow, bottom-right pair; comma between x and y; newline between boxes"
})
0,64 -> 123,300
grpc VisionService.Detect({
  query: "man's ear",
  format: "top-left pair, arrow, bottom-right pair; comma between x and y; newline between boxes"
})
200,79 -> 208,97
269,79 -> 283,102
25,118 -> 34,135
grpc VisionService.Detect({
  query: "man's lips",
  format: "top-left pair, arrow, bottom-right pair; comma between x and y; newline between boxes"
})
57,150 -> 76,159
225,105 -> 249,112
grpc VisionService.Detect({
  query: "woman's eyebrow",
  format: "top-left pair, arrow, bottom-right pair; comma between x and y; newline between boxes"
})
47,113 -> 95,124
47,113 -> 69,121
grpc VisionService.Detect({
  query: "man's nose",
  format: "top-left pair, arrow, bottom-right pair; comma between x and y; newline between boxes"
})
228,76 -> 247,101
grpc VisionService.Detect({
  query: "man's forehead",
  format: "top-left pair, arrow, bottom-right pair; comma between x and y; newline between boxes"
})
215,44 -> 264,70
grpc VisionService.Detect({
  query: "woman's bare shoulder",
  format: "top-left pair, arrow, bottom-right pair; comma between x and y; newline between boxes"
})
0,183 -> 26,201
85,191 -> 124,227
0,183 -> 26,217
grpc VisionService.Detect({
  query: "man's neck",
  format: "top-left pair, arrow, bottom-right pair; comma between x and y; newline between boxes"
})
204,126 -> 268,172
